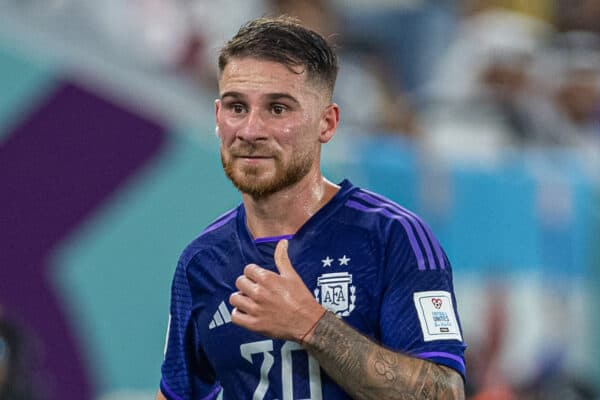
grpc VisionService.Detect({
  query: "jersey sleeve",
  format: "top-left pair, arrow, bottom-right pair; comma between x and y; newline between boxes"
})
160,259 -> 221,400
379,217 -> 467,380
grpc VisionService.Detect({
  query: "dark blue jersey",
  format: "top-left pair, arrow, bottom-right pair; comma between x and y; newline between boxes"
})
160,180 -> 466,400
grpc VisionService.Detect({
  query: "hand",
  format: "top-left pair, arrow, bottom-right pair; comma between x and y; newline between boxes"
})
229,239 -> 325,342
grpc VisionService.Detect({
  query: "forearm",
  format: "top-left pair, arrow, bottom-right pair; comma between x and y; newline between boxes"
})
303,312 -> 465,400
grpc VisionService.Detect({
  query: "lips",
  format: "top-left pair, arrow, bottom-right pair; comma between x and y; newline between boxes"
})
230,149 -> 274,159
228,145 -> 277,162
234,155 -> 272,161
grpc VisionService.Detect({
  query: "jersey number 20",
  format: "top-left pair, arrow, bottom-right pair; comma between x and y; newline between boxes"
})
240,340 -> 322,400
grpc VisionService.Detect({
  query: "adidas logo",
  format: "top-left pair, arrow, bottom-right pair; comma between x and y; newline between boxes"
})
209,301 -> 232,329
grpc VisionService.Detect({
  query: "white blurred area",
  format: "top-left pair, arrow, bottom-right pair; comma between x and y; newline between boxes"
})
0,0 -> 231,130
3,0 -> 598,161
1,1 -> 599,399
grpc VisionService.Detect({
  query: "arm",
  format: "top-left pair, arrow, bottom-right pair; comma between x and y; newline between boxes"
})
159,259 -> 220,400
230,240 -> 465,399
303,311 -> 464,400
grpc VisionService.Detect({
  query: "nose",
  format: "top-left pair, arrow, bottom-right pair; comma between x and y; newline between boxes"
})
237,109 -> 267,142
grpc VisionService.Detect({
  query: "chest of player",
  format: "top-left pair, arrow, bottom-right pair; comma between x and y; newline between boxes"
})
190,235 -> 386,366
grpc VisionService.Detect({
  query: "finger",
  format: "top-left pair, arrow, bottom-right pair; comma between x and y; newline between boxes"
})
243,263 -> 275,283
230,307 -> 256,328
229,292 -> 256,315
235,274 -> 259,295
274,239 -> 297,277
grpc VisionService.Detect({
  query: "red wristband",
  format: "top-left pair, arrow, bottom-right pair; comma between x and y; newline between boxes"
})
300,308 -> 327,345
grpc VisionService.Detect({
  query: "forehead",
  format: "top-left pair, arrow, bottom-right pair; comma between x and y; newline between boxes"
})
219,57 -> 322,100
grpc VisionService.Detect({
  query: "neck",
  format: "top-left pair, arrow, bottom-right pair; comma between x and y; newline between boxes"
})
242,173 -> 339,239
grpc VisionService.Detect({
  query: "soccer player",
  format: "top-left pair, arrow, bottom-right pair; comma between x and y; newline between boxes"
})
157,16 -> 466,400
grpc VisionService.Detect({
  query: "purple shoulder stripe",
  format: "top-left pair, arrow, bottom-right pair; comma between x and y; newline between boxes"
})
201,385 -> 223,400
353,191 -> 445,270
416,351 -> 465,370
160,379 -> 222,400
160,378 -> 185,400
201,209 -> 238,237
346,199 -> 427,270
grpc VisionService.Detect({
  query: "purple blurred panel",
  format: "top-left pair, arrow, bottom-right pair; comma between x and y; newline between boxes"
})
0,82 -> 167,400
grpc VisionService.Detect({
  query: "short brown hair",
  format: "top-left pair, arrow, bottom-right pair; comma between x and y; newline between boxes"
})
218,16 -> 339,99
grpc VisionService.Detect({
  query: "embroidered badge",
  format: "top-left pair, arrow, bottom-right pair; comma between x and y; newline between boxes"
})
413,290 -> 462,342
314,272 -> 356,316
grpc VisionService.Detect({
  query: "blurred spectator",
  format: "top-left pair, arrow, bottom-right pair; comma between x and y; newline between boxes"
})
508,30 -> 600,154
269,0 -> 421,137
462,278 -> 598,400
541,31 -> 600,149
0,310 -> 39,400
464,0 -> 554,22
554,0 -> 600,35
421,2 -> 555,160
83,0 -> 268,90
7,0 -> 426,137
334,0 -> 458,97
464,283 -> 516,400
184,0 -> 268,90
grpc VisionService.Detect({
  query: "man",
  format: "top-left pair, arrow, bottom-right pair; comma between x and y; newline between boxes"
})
0,311 -> 38,400
158,16 -> 466,400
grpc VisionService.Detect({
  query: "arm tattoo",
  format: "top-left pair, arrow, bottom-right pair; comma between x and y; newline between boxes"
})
303,312 -> 465,400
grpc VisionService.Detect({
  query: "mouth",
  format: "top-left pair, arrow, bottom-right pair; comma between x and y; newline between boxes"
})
233,155 -> 274,166
232,151 -> 274,159
235,155 -> 271,159
227,146 -> 276,163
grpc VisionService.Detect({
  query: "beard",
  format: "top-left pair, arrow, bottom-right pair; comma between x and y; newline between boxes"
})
221,143 -> 314,199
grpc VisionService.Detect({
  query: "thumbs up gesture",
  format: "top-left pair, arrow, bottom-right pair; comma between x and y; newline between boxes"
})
229,239 -> 326,343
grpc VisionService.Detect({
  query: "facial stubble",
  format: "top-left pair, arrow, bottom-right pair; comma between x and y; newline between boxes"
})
221,146 -> 314,199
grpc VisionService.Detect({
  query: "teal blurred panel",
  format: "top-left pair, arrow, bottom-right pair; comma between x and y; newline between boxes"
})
589,185 -> 600,383
445,163 -> 539,274
0,42 -> 57,141
323,135 -> 418,209
357,136 -> 418,210
52,127 -> 238,393
571,171 -> 598,278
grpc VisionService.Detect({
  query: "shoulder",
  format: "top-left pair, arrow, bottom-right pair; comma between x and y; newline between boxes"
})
178,206 -> 240,268
341,186 -> 447,271
342,186 -> 426,234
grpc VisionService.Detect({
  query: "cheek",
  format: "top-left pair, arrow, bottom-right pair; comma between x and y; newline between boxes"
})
216,120 -> 236,143
281,120 -> 318,148
277,126 -> 304,151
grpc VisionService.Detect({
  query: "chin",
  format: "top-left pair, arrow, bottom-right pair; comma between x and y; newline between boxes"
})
222,152 -> 313,198
232,176 -> 281,198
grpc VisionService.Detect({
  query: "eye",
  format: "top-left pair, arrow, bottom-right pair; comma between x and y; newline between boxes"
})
232,103 -> 246,114
271,104 -> 286,115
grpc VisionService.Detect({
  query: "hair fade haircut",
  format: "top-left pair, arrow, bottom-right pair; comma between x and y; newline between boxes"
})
218,16 -> 339,99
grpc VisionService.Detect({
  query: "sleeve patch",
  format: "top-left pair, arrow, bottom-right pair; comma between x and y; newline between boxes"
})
413,291 -> 462,342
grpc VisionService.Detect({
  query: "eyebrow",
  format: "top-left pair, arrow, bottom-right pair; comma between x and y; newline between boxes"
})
265,93 -> 300,106
220,91 -> 244,100
220,91 -> 300,106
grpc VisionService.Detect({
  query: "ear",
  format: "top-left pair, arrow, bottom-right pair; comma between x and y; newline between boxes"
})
215,99 -> 221,121
214,99 -> 222,138
318,103 -> 340,144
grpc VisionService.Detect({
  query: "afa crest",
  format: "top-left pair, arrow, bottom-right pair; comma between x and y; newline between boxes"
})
314,272 -> 356,316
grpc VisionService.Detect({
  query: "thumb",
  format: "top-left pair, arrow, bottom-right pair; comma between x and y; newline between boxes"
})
274,239 -> 296,276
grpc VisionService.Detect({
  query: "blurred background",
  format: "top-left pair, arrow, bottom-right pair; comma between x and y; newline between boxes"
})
0,0 -> 599,399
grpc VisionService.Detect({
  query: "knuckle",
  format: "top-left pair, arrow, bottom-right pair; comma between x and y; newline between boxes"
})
229,291 -> 240,305
244,264 -> 258,276
252,285 -> 266,301
235,275 -> 245,289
